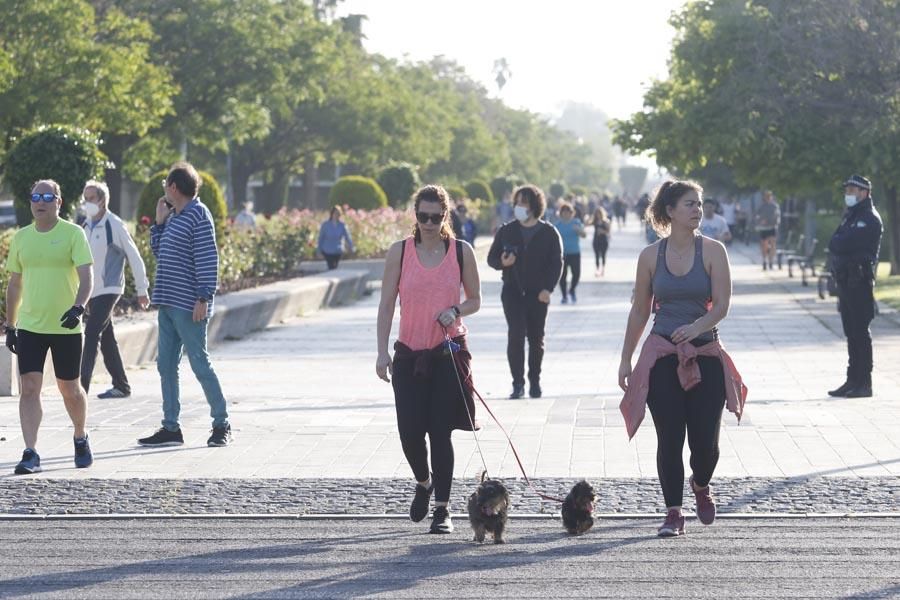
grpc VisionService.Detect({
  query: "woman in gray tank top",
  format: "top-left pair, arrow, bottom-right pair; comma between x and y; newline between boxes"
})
618,180 -> 736,538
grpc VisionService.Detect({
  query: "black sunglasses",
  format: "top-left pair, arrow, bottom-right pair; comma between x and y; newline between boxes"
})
31,192 -> 59,203
416,211 -> 444,225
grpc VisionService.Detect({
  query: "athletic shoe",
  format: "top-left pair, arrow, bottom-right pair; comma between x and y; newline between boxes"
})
509,384 -> 525,399
74,434 -> 93,469
828,380 -> 856,397
529,384 -> 542,398
561,295 -> 568,304
570,290 -> 577,304
690,476 -> 716,525
657,509 -> 685,537
410,477 -> 434,522
762,263 -> 768,271
137,427 -> 184,447
13,449 -> 41,475
429,506 -> 454,534
98,388 -> 130,399
207,424 -> 233,447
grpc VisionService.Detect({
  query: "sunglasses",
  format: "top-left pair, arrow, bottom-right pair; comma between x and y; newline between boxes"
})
30,193 -> 59,203
416,212 -> 444,225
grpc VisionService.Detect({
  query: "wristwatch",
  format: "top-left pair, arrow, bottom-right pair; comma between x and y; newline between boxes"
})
451,305 -> 461,317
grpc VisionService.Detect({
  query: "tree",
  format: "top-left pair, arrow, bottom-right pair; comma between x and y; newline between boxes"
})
378,163 -> 420,208
0,0 -> 173,203
613,0 -> 900,273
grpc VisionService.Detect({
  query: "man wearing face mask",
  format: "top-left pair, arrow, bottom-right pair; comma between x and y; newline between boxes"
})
80,181 -> 150,399
487,184 -> 563,399
827,175 -> 883,398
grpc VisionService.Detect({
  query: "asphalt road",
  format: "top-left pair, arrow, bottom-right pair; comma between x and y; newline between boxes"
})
1,517 -> 898,598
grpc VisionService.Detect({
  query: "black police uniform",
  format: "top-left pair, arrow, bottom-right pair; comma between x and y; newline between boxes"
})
827,196 -> 882,396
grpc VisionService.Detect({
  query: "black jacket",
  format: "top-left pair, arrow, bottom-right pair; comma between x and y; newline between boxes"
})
487,220 -> 563,295
828,197 -> 883,276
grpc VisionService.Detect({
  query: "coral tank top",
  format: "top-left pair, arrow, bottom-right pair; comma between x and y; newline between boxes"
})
397,237 -> 467,350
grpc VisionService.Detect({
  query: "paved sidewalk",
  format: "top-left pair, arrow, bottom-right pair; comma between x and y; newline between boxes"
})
0,221 -> 898,485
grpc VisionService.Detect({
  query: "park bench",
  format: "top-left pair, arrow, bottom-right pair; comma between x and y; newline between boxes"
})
775,231 -> 800,269
786,237 -> 818,285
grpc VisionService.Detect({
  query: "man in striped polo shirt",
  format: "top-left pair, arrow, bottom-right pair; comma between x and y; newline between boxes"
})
137,162 -> 232,448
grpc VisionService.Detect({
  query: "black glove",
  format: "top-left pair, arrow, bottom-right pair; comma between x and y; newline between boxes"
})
60,305 -> 85,330
5,327 -> 17,355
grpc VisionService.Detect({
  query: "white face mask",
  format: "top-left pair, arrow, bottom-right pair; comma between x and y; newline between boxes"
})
83,202 -> 101,218
844,194 -> 859,208
514,205 -> 530,222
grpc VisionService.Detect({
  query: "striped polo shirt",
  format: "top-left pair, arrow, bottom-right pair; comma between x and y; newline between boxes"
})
150,199 -> 219,314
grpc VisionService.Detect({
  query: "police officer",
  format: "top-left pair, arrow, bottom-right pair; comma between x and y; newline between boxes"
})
827,175 -> 882,398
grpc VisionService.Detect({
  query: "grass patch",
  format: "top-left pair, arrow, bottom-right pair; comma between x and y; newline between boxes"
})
875,262 -> 900,310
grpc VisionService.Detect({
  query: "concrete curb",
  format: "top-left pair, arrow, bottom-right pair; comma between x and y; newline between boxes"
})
0,266 -> 377,397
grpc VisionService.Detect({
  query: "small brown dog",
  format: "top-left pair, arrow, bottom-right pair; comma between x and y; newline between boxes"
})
561,480 -> 597,534
467,475 -> 510,544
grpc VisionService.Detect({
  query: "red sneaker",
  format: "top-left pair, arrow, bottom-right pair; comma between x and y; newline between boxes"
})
657,509 -> 685,537
691,476 -> 716,525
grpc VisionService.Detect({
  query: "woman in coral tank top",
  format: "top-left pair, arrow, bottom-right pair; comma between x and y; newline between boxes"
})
376,185 -> 481,535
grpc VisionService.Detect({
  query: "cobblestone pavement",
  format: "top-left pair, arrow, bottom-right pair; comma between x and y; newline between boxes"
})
1,476 -> 897,515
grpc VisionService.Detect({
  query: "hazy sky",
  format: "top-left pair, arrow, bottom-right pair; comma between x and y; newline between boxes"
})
337,0 -> 687,120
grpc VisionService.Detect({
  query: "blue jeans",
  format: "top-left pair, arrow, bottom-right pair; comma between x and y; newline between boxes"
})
157,305 -> 229,431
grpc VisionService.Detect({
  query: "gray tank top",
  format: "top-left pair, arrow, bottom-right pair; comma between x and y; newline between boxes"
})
650,236 -> 717,343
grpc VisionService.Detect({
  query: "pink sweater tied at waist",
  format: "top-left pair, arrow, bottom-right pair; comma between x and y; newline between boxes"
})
620,334 -> 748,440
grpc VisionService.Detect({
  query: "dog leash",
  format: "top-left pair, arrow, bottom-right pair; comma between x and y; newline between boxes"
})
442,330 -> 565,504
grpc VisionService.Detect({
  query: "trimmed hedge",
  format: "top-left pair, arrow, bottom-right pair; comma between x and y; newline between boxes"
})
137,168 -> 228,242
377,163 -> 420,208
446,185 -> 468,203
5,125 -> 107,225
549,181 -> 567,200
465,179 -> 494,204
329,176 -> 388,210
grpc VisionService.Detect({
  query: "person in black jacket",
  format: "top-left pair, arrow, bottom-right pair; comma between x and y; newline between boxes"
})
487,185 -> 563,399
827,174 -> 883,398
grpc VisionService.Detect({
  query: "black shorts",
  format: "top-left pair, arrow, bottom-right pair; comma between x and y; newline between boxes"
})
758,228 -> 777,240
17,330 -> 83,380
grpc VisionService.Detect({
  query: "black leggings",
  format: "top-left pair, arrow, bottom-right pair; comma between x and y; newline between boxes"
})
593,236 -> 608,268
560,253 -> 581,295
646,355 -> 726,508
391,355 -> 457,503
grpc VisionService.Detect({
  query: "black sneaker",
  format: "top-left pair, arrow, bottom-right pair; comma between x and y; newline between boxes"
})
207,424 -> 232,447
98,388 -> 130,399
410,477 -> 434,522
509,384 -> 525,399
529,384 -> 542,398
844,384 -> 873,398
137,428 -> 184,447
828,380 -> 856,397
429,506 -> 454,534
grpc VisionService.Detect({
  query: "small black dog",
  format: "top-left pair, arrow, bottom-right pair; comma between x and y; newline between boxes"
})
561,480 -> 597,535
467,475 -> 510,544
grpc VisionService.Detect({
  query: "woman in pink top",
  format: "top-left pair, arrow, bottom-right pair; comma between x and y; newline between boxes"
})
376,185 -> 481,535
618,180 -> 744,538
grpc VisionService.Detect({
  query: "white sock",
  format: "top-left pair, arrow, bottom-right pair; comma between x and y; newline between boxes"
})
418,476 -> 432,489
435,501 -> 449,509
666,506 -> 682,514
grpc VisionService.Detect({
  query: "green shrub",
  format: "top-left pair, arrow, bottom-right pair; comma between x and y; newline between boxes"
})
570,185 -> 587,197
490,174 -> 522,202
138,168 -> 228,242
377,163 -> 420,208
446,185 -> 468,203
549,181 -> 567,200
5,125 -> 107,226
329,176 -> 388,210
464,179 -> 494,204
